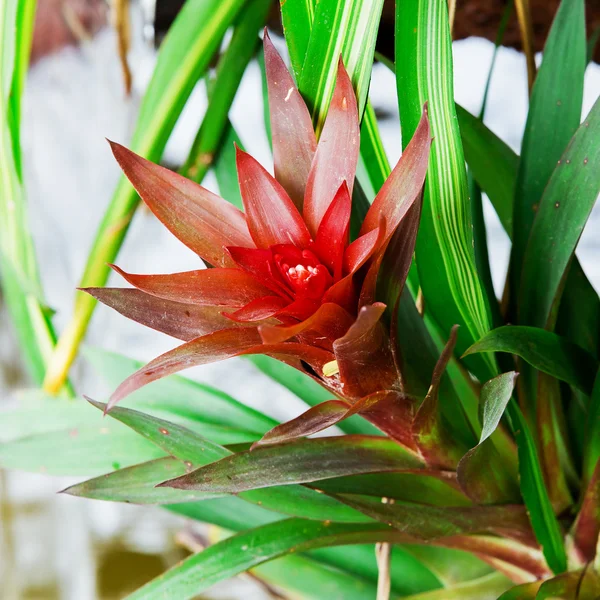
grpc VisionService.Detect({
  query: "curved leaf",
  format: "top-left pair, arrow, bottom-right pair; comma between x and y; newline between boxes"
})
519,97 -> 600,329
125,518 -> 418,600
464,326 -> 598,395
511,0 -> 586,315
161,435 -> 424,493
395,0 -> 495,382
62,457 -> 224,504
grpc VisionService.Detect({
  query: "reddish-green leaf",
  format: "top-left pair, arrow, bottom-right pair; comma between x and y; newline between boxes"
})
84,288 -> 236,341
110,142 -> 252,267
413,326 -> 468,469
161,435 -> 424,493
110,265 -> 272,307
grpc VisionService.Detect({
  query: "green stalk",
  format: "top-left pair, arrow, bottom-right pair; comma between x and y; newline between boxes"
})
0,0 -> 72,393
43,0 -> 249,394
180,0 -> 271,183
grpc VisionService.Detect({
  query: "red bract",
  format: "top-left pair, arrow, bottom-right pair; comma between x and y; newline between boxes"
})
87,32 -> 431,412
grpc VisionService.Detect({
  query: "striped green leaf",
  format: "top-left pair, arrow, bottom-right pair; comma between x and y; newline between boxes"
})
395,0 -> 495,381
0,0 -> 68,388
457,104 -> 599,358
295,0 -> 384,132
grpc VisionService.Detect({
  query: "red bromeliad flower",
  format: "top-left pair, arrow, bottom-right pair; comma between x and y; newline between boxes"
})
87,33 -> 431,422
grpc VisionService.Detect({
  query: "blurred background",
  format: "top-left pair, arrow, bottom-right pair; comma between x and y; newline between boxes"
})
1,0 -> 599,597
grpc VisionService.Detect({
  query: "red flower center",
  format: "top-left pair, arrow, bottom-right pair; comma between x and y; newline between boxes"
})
272,244 -> 333,301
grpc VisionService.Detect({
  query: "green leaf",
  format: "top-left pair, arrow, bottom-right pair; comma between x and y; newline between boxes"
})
124,518 -> 417,600
464,326 -> 598,395
468,0 -> 512,329
396,0 -> 494,381
535,568 -> 600,599
456,105 -> 516,238
308,545 -> 442,597
280,0 -> 315,81
496,581 -> 541,600
317,472 -> 471,507
43,0 -> 248,393
504,400 -> 567,574
62,456 -> 225,504
535,373 -> 574,512
161,435 -> 424,493
250,552 -> 381,600
584,372 -> 600,483
511,0 -> 586,316
296,0 -> 385,131
456,105 -> 600,358
180,0 -> 271,183
94,400 -> 370,523
0,0 -> 69,390
0,407 -> 165,476
519,97 -> 600,329
401,573 -> 511,600
456,373 -> 520,504
479,372 -> 519,443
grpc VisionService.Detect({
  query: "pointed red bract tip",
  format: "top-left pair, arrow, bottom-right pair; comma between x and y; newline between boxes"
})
303,56 -> 359,237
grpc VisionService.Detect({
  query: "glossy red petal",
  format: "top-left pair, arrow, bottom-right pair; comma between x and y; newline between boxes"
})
360,106 -> 430,244
321,276 -> 357,315
236,146 -> 312,249
333,303 -> 400,399
107,328 -> 262,409
259,302 -> 354,346
110,142 -> 253,267
83,288 -> 235,342
303,60 -> 359,236
343,216 -> 386,275
110,265 -> 273,307
263,31 -> 317,210
274,298 -> 321,322
224,296 -> 288,323
313,182 -> 351,279
226,246 -> 292,299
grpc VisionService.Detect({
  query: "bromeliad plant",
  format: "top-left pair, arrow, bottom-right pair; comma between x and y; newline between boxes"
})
89,34 -> 431,442
2,0 -> 600,598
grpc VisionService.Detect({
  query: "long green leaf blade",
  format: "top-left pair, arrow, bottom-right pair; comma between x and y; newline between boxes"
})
124,518 -> 410,600
181,0 -> 271,183
162,436 -> 424,493
510,0 -> 586,316
396,0 -> 494,380
464,325 -> 598,395
519,97 -> 600,328
297,0 -> 384,131
0,0 -> 69,389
